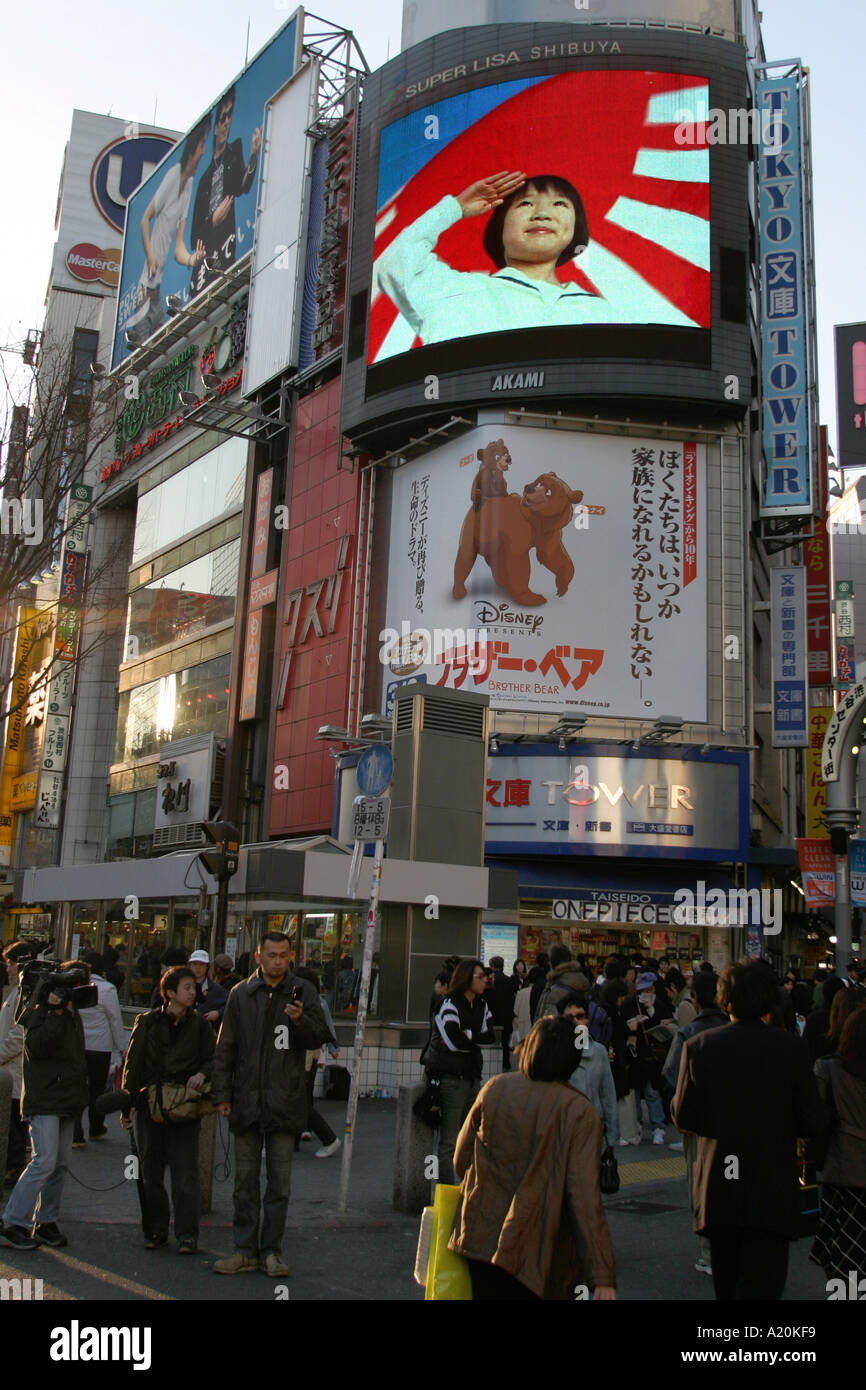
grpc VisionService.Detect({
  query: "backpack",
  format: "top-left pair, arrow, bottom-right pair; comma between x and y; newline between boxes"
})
587,1000 -> 613,1048
533,983 -> 612,1047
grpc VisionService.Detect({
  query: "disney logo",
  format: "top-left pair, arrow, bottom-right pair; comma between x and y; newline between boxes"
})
473,601 -> 544,633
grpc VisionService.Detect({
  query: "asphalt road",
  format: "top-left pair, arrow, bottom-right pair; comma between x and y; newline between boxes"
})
0,1102 -> 832,1303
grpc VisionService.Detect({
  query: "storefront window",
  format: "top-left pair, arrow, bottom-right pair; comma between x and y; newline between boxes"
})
129,907 -> 169,1004
103,905 -> 132,1003
70,904 -> 100,960
171,907 -> 202,958
114,653 -> 231,763
125,539 -> 240,657
132,438 -> 246,564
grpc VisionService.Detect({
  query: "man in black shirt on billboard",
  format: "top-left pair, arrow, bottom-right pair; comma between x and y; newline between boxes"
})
189,84 -> 262,296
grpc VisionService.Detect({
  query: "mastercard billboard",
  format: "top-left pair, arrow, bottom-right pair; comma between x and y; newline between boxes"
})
341,24 -> 751,445
65,243 -> 121,287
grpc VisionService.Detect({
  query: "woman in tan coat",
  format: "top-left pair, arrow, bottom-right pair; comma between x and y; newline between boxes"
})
449,1014 -> 616,1300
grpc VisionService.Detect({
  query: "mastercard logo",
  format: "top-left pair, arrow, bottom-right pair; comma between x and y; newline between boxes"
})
66,243 -> 121,287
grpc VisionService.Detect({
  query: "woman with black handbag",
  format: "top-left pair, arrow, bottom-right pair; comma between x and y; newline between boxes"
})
121,966 -> 215,1254
809,1004 -> 866,1279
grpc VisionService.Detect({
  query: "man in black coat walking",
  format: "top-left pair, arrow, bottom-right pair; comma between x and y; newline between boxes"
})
487,956 -> 517,1071
672,957 -> 824,1301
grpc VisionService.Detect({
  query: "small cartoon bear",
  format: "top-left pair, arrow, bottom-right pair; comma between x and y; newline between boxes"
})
453,472 -> 584,606
470,439 -> 512,511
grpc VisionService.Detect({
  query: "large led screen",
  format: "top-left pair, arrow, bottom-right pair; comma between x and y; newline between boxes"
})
111,12 -> 301,369
341,25 -> 751,443
370,70 -> 710,366
380,424 -> 707,722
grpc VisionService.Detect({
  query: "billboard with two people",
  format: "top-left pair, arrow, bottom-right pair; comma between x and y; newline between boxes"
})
111,11 -> 303,368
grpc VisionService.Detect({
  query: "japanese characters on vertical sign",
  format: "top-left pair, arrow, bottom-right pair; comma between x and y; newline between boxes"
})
629,444 -> 695,703
60,550 -> 87,606
797,837 -> 835,909
804,526 -> 832,687
63,484 -> 92,553
251,468 -> 273,580
835,578 -> 856,689
771,567 -> 808,747
274,536 -> 351,711
313,113 -> 352,358
408,475 -> 430,614
805,706 -> 832,838
34,773 -> 64,829
757,75 -> 812,516
239,609 -> 264,721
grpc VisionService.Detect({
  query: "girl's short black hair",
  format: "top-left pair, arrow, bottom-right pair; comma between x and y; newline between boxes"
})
519,1014 -> 582,1083
482,176 -> 589,270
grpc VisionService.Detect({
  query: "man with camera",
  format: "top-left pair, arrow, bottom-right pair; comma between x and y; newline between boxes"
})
212,931 -> 330,1277
0,962 -> 90,1249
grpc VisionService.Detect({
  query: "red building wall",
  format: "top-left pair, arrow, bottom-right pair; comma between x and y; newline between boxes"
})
268,376 -> 362,835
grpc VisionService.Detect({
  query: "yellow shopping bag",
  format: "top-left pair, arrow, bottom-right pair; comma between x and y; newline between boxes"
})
424,1183 -> 472,1301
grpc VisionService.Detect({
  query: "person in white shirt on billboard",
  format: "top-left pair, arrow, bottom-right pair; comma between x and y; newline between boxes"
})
125,115 -> 211,343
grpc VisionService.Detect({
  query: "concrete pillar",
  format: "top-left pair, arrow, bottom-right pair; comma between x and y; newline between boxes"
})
393,1083 -> 435,1214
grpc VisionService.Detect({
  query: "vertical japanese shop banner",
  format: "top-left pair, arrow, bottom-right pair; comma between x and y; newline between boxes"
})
771,567 -> 808,747
797,837 -> 835,909
805,706 -> 832,839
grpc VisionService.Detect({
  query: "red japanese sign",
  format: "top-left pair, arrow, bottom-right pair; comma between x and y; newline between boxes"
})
249,568 -> 278,610
239,610 -> 263,722
683,442 -> 697,588
251,469 -> 273,580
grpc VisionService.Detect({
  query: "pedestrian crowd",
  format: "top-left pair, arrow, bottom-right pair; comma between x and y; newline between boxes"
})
421,946 -> 866,1300
1,931 -> 865,1301
0,933 -> 339,1276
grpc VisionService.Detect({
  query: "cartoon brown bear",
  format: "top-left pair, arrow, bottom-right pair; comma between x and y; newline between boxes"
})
453,472 -> 584,606
470,439 -> 512,511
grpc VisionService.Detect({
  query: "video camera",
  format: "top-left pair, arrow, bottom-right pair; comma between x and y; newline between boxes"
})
14,959 -> 98,1021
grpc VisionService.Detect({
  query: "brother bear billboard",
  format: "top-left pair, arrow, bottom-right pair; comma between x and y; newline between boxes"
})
382,425 -> 707,721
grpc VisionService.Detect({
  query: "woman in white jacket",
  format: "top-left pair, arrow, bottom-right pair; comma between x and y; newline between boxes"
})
375,170 -> 610,352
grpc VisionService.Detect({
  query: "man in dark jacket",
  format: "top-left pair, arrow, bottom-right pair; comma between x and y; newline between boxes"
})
188,950 -> 229,1027
0,976 -> 89,1250
534,946 -> 591,1021
487,956 -> 517,1071
211,931 -> 330,1277
672,957 -> 825,1301
662,968 -> 728,1273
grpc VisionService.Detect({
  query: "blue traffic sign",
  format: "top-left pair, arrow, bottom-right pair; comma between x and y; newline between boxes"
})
356,745 -> 393,797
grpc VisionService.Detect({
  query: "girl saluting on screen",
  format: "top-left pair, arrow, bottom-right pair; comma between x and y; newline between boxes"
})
375,171 -> 607,350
